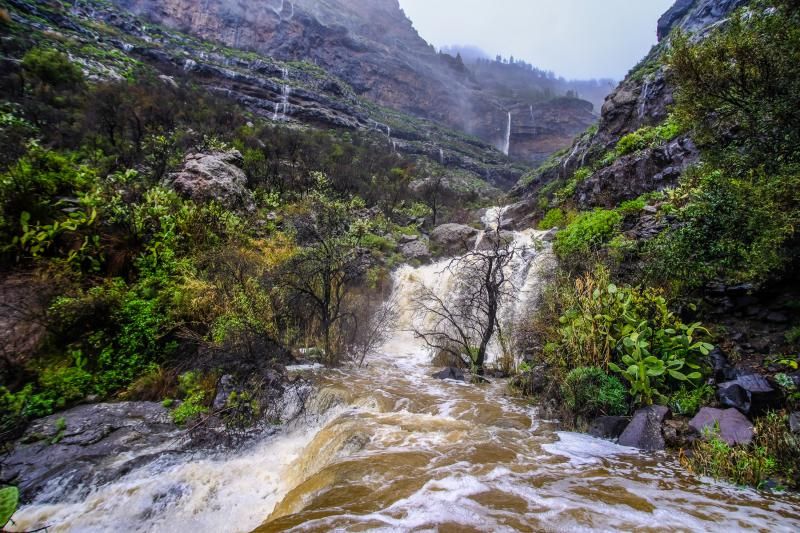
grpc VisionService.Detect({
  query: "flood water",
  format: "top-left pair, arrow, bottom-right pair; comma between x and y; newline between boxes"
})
10,217 -> 800,532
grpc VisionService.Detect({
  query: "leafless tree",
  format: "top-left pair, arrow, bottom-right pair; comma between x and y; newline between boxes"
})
344,294 -> 398,367
411,226 -> 522,375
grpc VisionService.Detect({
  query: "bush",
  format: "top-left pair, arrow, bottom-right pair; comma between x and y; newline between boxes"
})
561,366 -> 627,420
538,208 -> 567,230
668,385 -> 714,416
169,371 -> 214,425
554,208 -> 621,260
22,47 -> 84,90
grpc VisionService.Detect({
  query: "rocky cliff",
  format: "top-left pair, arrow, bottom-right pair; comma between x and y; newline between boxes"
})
509,0 -> 748,220
106,0 -> 596,165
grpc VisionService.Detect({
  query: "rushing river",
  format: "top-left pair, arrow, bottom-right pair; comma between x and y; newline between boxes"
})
10,213 -> 800,532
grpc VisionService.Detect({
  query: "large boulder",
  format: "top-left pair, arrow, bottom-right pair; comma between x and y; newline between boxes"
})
170,150 -> 254,210
689,407 -> 754,446
618,405 -> 670,451
588,416 -> 629,441
0,402 -> 185,501
431,367 -> 466,382
717,374 -> 776,415
790,412 -> 800,435
429,224 -> 480,255
399,239 -> 431,263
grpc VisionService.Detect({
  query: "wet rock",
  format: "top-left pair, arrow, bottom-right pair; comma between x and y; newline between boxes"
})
1,402 -> 185,501
429,224 -> 480,255
707,347 -> 740,383
689,407 -> 754,446
540,228 -> 558,242
717,374 -> 776,415
212,374 -> 236,410
588,416 -> 629,441
789,412 -> 800,435
170,151 -> 253,211
399,239 -> 431,263
618,405 -> 670,451
431,367 -> 466,382
663,418 -> 695,449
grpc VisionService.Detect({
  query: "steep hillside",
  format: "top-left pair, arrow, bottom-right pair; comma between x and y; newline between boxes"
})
106,0 -> 597,164
508,0 -> 749,218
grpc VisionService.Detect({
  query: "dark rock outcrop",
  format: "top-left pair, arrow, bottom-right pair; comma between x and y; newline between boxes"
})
689,407 -> 754,446
618,405 -> 671,451
588,416 -> 629,441
0,402 -> 185,501
170,151 -> 253,210
717,374 -> 776,415
399,239 -> 431,263
790,412 -> 800,435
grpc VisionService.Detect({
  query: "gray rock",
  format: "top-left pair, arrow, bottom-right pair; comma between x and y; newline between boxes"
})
689,407 -> 754,446
429,224 -> 480,255
431,367 -> 466,382
399,239 -> 431,263
618,405 -> 670,451
588,416 -> 629,441
790,412 -> 800,435
213,374 -> 236,410
540,228 -> 558,242
170,151 -> 254,210
1,402 -> 185,501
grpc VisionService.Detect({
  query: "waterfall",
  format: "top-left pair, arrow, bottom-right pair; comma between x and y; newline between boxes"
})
439,147 -> 445,165
502,111 -> 512,156
529,104 -> 534,123
272,68 -> 291,121
386,125 -> 391,139
639,81 -> 650,119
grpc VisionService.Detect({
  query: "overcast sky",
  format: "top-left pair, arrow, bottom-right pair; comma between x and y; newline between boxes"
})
398,0 -> 675,80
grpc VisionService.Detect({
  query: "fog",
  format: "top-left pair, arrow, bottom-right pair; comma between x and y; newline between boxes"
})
398,0 -> 675,80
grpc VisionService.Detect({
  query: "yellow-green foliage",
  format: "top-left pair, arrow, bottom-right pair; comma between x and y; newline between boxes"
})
553,208 -> 622,260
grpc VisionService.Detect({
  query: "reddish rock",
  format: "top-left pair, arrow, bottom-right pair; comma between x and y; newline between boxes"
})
689,407 -> 754,446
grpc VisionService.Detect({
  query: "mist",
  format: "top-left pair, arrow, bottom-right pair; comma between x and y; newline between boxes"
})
398,0 -> 675,80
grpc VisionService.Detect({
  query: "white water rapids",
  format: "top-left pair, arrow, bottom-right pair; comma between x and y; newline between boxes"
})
9,208 -> 800,532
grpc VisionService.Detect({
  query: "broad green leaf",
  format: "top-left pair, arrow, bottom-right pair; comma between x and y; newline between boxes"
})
0,486 -> 19,527
668,369 -> 688,381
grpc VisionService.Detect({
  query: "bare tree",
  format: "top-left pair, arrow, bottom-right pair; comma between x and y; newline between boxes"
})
344,294 -> 398,367
411,227 -> 522,375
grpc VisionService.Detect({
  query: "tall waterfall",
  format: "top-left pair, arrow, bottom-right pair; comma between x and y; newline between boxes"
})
502,111 -> 512,156
639,81 -> 650,119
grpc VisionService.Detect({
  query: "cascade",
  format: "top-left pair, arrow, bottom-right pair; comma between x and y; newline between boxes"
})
529,104 -> 535,123
10,211 -> 800,532
272,68 -> 291,121
502,111 -> 512,156
439,147 -> 445,165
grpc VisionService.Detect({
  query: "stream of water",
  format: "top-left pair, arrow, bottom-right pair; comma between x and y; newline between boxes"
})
9,212 -> 800,532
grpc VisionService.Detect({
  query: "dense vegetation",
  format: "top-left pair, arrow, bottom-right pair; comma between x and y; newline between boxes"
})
0,36 -> 481,442
517,0 -> 800,490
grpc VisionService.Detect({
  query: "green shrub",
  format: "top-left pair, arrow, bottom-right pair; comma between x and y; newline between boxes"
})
22,47 -> 84,90
561,366 -> 627,420
554,209 -> 621,260
616,198 -> 646,216
169,371 -> 213,425
668,385 -> 714,416
538,208 -> 565,229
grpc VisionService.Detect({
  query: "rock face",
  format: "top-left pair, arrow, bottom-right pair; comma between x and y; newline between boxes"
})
618,405 -> 670,451
107,0 -> 595,164
790,412 -> 800,435
0,402 -> 185,501
430,224 -> 480,255
399,239 -> 431,263
513,0 -> 747,213
689,407 -> 754,446
588,416 -> 629,441
170,151 -> 254,210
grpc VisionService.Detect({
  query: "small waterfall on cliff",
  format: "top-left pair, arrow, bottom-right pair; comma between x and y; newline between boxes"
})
639,81 -> 650,119
502,111 -> 512,156
272,68 -> 291,121
439,147 -> 445,165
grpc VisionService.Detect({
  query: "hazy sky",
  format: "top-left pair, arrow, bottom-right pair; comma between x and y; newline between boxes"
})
398,0 -> 675,80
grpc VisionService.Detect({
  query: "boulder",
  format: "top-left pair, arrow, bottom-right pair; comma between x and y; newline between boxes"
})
431,367 -> 466,382
212,374 -> 236,410
539,228 -> 558,242
399,239 -> 431,263
618,405 -> 671,451
790,412 -> 800,435
0,402 -> 185,501
689,407 -> 754,446
170,150 -> 254,210
588,416 -> 629,441
663,418 -> 695,449
429,224 -> 480,255
717,374 -> 776,415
